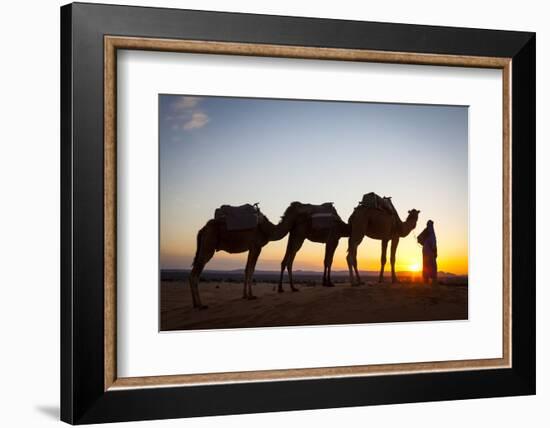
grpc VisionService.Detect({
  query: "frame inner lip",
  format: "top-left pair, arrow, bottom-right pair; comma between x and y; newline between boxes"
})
103,36 -> 512,390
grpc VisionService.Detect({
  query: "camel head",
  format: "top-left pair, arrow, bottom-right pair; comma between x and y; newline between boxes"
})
396,209 -> 420,237
258,202 -> 303,242
406,209 -> 421,226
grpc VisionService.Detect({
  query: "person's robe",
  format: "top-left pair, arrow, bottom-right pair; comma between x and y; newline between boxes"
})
417,226 -> 438,280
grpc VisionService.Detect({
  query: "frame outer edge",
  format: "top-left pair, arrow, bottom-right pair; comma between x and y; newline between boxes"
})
510,33 -> 536,392
60,3 -> 75,424
63,3 -> 536,423
73,2 -> 534,58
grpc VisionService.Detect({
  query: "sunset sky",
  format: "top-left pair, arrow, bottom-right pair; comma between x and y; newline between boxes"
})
159,95 -> 468,275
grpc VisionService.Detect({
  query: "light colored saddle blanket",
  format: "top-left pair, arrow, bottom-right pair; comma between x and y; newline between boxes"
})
214,204 -> 259,231
311,212 -> 336,230
295,202 -> 338,230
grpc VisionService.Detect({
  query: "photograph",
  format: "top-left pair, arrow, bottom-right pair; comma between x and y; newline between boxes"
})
159,94 -> 469,331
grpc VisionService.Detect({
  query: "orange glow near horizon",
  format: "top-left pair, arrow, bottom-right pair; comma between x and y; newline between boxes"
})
161,231 -> 469,276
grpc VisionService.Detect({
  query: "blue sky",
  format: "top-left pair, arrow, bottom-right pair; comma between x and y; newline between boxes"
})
159,94 -> 468,274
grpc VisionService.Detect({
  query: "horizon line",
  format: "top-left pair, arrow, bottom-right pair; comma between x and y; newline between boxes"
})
160,268 -> 468,276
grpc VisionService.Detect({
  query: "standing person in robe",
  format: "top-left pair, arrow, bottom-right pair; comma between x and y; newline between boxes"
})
417,220 -> 438,284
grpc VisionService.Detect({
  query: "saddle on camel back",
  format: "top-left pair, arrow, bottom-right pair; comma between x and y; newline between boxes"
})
295,202 -> 339,230
360,192 -> 398,216
214,203 -> 260,231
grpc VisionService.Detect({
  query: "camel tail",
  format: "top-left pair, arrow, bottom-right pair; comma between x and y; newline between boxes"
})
191,226 -> 205,268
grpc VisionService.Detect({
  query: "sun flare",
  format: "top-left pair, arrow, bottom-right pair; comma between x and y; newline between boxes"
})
409,263 -> 421,272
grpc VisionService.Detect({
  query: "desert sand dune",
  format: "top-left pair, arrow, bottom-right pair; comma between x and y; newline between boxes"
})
160,280 -> 467,331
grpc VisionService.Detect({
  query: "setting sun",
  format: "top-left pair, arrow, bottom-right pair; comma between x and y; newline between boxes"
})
409,263 -> 421,272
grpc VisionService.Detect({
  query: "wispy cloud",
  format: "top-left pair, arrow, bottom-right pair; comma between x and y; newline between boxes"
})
168,96 -> 210,132
173,96 -> 200,110
183,112 -> 210,130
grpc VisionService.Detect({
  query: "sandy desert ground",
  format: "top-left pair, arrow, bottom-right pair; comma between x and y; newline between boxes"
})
160,279 -> 468,331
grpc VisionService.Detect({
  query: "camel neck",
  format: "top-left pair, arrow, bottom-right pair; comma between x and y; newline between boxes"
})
258,211 -> 294,241
269,214 -> 294,241
398,216 -> 416,237
340,220 -> 351,237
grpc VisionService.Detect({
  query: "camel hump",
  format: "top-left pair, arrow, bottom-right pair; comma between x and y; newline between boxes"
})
290,201 -> 336,216
360,192 -> 397,215
214,203 -> 260,231
291,202 -> 339,229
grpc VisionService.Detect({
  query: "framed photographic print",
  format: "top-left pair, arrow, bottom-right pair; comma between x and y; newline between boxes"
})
61,2 -> 536,424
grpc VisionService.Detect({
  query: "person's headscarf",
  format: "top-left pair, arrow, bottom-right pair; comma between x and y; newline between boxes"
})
425,220 -> 436,250
418,220 -> 436,250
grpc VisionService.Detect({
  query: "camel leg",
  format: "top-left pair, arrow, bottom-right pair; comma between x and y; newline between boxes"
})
353,258 -> 362,285
322,253 -> 328,286
346,237 -> 357,285
189,241 -> 215,310
379,239 -> 388,283
390,238 -> 400,283
280,236 -> 304,292
244,247 -> 261,300
278,256 -> 287,293
242,250 -> 250,299
242,268 -> 248,299
189,267 -> 204,309
346,246 -> 355,285
279,232 -> 297,293
347,234 -> 363,286
248,248 -> 262,299
285,238 -> 304,292
323,239 -> 338,287
352,236 -> 364,285
242,251 -> 250,299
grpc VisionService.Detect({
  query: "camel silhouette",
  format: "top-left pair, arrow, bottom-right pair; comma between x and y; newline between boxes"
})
347,205 -> 420,285
278,203 -> 350,292
189,203 -> 302,309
